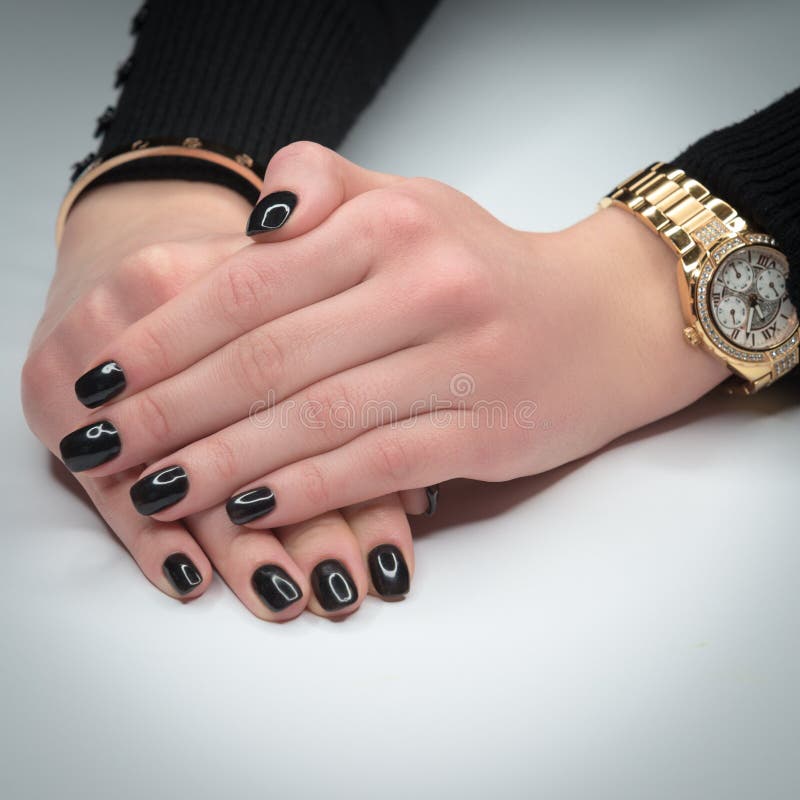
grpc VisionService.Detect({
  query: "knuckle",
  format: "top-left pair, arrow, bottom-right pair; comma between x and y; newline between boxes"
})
372,435 -> 413,484
403,175 -> 449,198
132,320 -> 175,375
297,459 -> 332,510
204,436 -> 240,483
232,329 -> 286,398
452,258 -> 495,308
135,391 -> 173,443
376,186 -> 434,242
119,243 -> 183,304
78,286 -> 115,331
270,140 -> 330,170
216,261 -> 276,329
425,253 -> 496,319
302,381 -> 357,444
341,194 -> 380,245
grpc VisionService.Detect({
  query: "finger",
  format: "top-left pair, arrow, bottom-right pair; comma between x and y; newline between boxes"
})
184,505 -> 308,622
37,235 -> 250,363
82,470 -> 211,600
399,488 -> 429,516
108,234 -> 252,319
74,196 -> 382,407
341,494 -> 414,599
245,141 -> 400,241
124,344 -> 450,520
70,273 -> 436,477
278,510 -> 369,619
39,366 -> 211,602
31,234 -> 251,606
233,413 -> 464,529
36,420 -> 210,602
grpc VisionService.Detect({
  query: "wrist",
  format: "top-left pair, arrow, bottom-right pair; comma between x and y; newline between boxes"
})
565,207 -> 729,426
59,180 -> 251,268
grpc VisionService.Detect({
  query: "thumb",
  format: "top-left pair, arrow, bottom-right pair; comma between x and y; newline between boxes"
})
245,141 -> 401,242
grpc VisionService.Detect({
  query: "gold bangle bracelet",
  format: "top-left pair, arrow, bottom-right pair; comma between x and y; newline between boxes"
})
55,138 -> 264,247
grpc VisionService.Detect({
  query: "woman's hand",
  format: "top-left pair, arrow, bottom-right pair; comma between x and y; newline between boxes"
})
23,178 -> 417,619
59,142 -> 729,529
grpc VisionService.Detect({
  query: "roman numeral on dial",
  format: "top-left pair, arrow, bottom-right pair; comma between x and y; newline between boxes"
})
761,323 -> 777,341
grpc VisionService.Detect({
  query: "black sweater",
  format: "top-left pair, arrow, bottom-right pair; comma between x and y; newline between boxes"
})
83,0 -> 800,322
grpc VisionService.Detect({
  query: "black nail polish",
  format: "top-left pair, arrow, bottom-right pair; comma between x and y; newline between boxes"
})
59,421 -> 121,472
424,484 -> 440,516
130,465 -> 189,516
226,486 -> 276,525
246,191 -> 297,235
368,544 -> 410,598
311,559 -> 358,612
74,361 -> 126,408
162,552 -> 202,595
252,564 -> 303,611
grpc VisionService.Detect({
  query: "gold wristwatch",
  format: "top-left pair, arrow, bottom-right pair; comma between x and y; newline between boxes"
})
601,162 -> 799,393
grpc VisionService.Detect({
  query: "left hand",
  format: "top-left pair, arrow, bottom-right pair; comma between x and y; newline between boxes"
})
25,178 -> 419,620
61,142 -> 728,528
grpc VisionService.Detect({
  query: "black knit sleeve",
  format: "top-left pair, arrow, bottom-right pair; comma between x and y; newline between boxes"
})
76,0 -> 437,201
674,87 -> 800,313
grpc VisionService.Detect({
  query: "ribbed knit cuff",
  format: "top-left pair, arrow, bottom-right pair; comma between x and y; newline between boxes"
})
78,0 -> 435,201
674,87 -> 800,312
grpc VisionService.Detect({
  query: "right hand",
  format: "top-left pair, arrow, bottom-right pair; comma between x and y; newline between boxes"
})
22,179 -> 417,620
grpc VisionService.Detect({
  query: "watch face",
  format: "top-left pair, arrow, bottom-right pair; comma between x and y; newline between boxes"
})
707,245 -> 797,351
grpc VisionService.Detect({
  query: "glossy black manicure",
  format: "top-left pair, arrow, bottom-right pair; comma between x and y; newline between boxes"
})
130,465 -> 189,516
311,559 -> 358,612
74,361 -> 126,408
226,486 -> 276,525
246,191 -> 297,235
162,552 -> 202,595
368,544 -> 410,598
424,484 -> 440,516
252,564 -> 303,611
59,421 -> 121,472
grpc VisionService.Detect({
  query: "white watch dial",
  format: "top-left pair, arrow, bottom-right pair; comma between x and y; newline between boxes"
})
708,245 -> 797,351
716,295 -> 747,329
721,258 -> 753,292
756,268 -> 785,301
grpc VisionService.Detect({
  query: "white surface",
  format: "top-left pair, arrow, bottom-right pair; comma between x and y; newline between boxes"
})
2,1 -> 799,798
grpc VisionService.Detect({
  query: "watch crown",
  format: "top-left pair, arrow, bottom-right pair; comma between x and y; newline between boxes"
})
683,325 -> 700,346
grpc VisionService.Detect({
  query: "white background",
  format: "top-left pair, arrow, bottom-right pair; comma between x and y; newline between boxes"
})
1,1 -> 799,798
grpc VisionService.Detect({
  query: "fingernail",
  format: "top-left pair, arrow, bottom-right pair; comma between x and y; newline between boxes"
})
226,486 -> 276,525
75,361 -> 126,408
130,465 -> 189,516
251,564 -> 303,611
246,190 -> 297,235
311,559 -> 358,612
162,552 -> 202,595
59,421 -> 121,472
424,484 -> 440,516
368,544 -> 410,598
